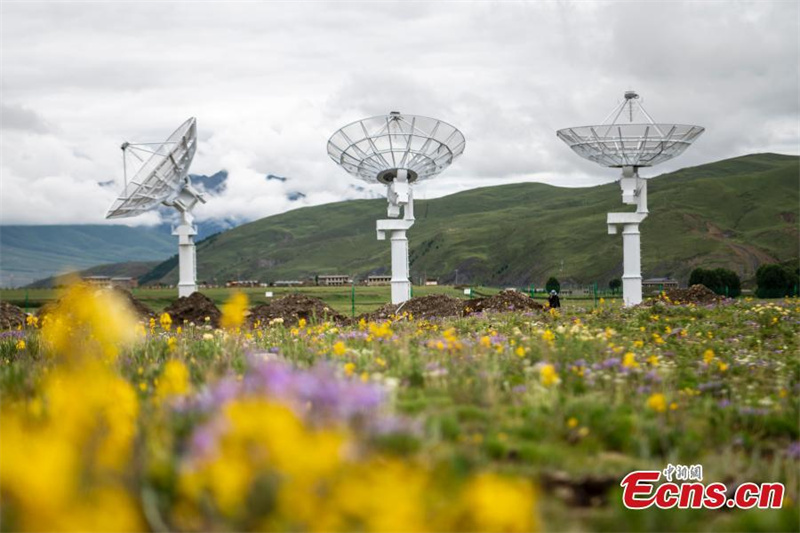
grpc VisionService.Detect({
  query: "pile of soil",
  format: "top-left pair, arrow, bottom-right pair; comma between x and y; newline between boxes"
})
112,288 -> 156,320
0,301 -> 27,330
249,294 -> 346,327
650,284 -> 723,305
163,292 -> 222,327
363,294 -> 466,321
465,290 -> 544,315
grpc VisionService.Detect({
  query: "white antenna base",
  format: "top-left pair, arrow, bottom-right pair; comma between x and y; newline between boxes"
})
173,221 -> 198,298
376,218 -> 414,305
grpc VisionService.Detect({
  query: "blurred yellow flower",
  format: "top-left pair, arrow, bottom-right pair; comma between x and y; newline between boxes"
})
160,312 -> 172,330
332,341 -> 347,356
540,364 -> 560,387
647,393 -> 667,413
220,292 -> 249,330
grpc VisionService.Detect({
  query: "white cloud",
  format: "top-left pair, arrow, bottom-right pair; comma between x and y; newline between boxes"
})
0,1 -> 797,225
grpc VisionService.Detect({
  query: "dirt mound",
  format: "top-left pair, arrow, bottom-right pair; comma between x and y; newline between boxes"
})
0,301 -> 27,330
112,288 -> 156,320
249,294 -> 346,327
363,294 -> 466,321
649,284 -> 723,305
465,290 -> 544,315
163,292 -> 222,327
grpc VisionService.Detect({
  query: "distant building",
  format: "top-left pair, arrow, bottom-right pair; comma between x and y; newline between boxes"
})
642,277 -> 679,292
424,279 -> 438,286
83,276 -> 111,287
367,275 -> 392,286
273,280 -> 304,287
318,275 -> 351,286
226,280 -> 260,288
111,277 -> 138,289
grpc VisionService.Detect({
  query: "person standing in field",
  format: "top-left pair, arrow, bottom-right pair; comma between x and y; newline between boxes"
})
548,290 -> 561,309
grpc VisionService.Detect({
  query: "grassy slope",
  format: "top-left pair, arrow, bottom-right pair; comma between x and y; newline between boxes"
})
148,153 -> 800,287
0,225 -> 174,287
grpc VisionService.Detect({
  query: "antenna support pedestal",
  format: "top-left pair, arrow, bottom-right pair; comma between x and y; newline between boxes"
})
608,167 -> 648,307
173,222 -> 199,298
376,169 -> 415,305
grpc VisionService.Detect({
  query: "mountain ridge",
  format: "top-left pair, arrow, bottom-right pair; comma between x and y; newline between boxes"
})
140,153 -> 799,288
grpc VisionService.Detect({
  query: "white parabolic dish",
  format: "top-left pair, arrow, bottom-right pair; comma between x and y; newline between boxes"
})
556,92 -> 704,169
106,117 -> 197,218
327,112 -> 466,184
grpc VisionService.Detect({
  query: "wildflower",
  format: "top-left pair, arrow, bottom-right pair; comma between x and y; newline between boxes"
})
717,361 -> 729,372
167,337 -> 177,352
622,352 -> 639,369
567,417 -> 579,428
647,393 -> 667,413
479,336 -> 492,348
298,318 -> 307,328
515,346 -> 526,358
40,283 -> 137,362
647,355 -> 659,366
539,364 -> 560,387
220,292 -> 249,330
332,341 -> 347,356
703,349 -> 715,365
160,312 -> 172,331
25,315 -> 38,328
670,402 -> 679,411
15,339 -> 25,350
156,359 -> 191,402
463,473 -> 538,532
541,329 -> 555,343
344,362 -> 356,377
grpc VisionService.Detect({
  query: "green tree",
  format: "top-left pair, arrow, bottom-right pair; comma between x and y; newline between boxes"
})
608,278 -> 622,294
688,268 -> 740,297
545,277 -> 560,294
756,264 -> 794,298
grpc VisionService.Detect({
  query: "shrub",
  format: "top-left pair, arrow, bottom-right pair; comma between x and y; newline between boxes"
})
756,264 -> 795,298
608,278 -> 622,294
545,277 -> 560,294
688,268 -> 741,297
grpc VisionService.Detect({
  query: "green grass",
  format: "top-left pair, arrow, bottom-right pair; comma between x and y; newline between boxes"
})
1,291 -> 797,531
0,285 -> 621,315
145,153 -> 799,289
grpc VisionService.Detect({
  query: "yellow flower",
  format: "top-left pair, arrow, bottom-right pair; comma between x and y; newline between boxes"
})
462,473 -> 538,532
25,315 -> 38,328
332,341 -> 347,356
220,292 -> 249,330
15,339 -> 25,350
647,355 -> 659,366
717,361 -> 729,372
479,336 -> 492,348
298,318 -> 307,328
647,393 -> 667,413
159,312 -> 172,331
567,417 -> 579,428
156,359 -> 191,402
622,352 -> 639,369
541,329 -> 555,343
703,349 -> 715,364
344,362 -> 356,377
40,283 -> 137,363
515,346 -> 526,358
539,364 -> 560,387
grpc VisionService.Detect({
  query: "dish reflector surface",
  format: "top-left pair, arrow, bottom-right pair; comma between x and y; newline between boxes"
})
327,112 -> 465,183
556,93 -> 704,168
106,117 -> 197,219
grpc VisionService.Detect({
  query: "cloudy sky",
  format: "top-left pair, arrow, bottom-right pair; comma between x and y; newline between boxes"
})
1,0 -> 797,226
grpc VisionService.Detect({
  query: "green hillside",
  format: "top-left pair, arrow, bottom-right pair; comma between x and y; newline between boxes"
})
0,225 -> 174,288
145,153 -> 799,287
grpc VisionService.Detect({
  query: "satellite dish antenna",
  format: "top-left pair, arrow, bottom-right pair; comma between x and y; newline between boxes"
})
328,112 -> 466,304
106,117 -> 206,297
557,91 -> 704,306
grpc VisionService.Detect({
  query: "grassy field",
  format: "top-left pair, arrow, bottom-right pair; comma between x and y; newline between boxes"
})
0,285 -> 622,316
0,287 -> 796,532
